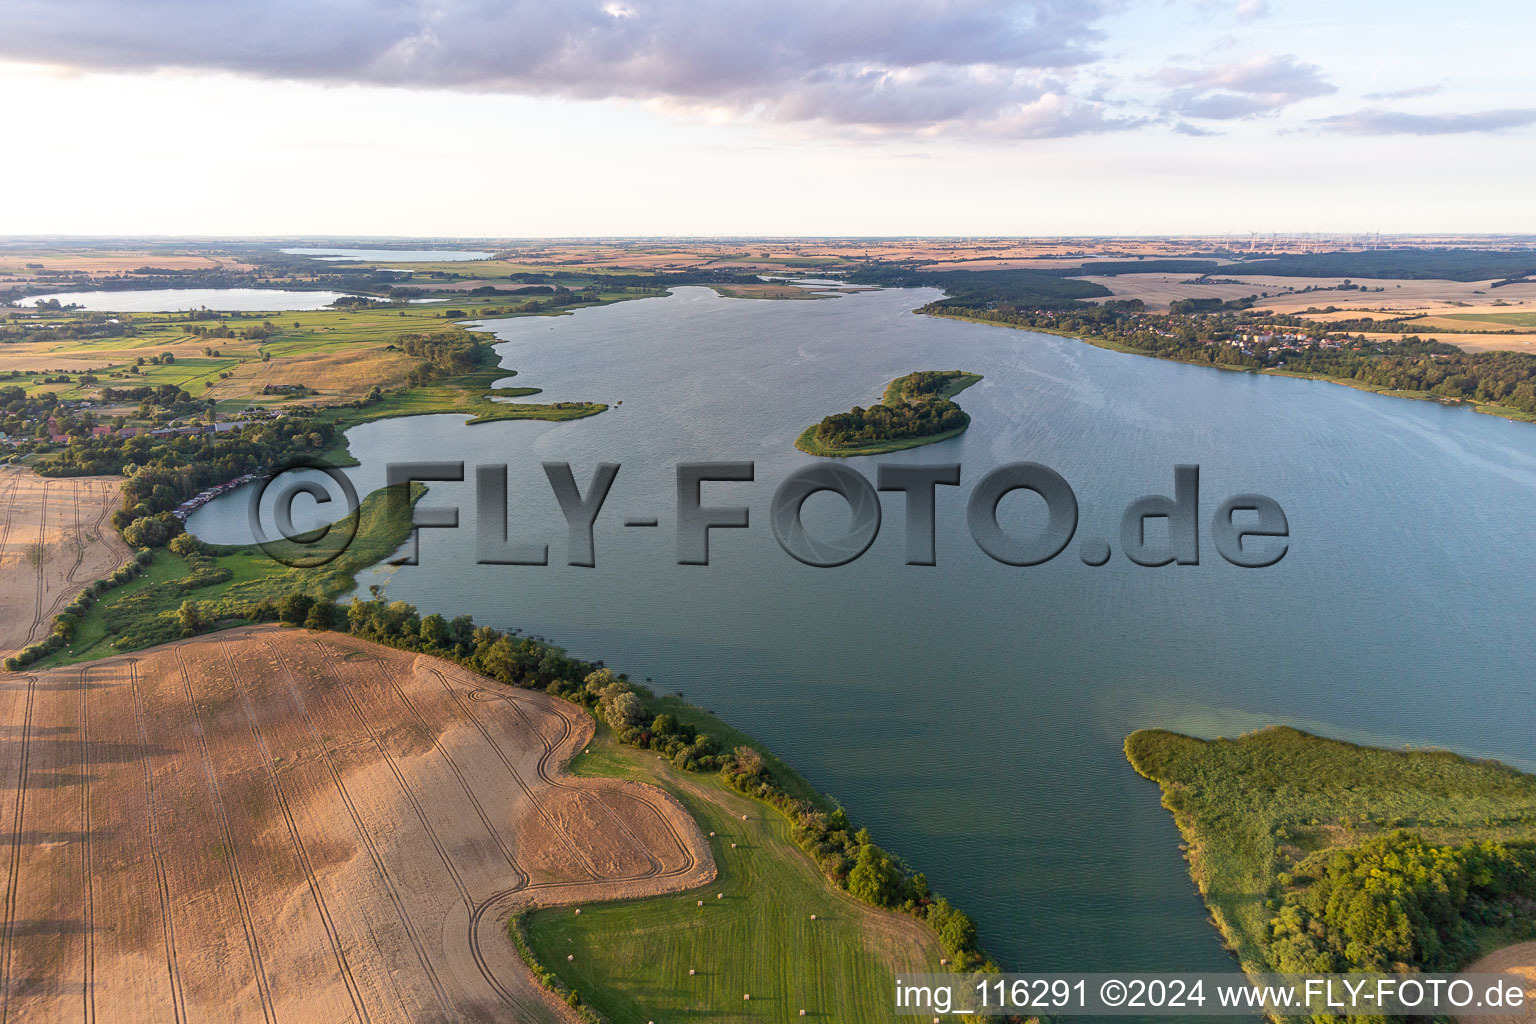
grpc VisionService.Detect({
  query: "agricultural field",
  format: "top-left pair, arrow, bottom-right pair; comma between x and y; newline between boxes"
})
0,627 -> 714,1023
1075,272 -> 1536,316
0,466 -> 126,660
1,297 -> 628,413
527,718 -> 946,1022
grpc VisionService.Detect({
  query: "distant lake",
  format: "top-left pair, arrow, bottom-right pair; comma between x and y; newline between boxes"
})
190,285 -> 1536,983
281,248 -> 494,262
16,288 -> 363,312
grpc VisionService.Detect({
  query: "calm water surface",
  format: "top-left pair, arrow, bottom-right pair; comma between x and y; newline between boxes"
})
191,286 -> 1536,975
18,288 -> 363,311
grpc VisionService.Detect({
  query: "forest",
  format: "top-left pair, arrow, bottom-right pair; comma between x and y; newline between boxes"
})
1270,831 -> 1536,976
1228,248 -> 1536,281
811,370 -> 972,450
847,265 -> 1110,308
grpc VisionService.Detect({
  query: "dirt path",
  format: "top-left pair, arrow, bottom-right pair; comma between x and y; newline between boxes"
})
0,468 -> 127,661
0,626 -> 714,1023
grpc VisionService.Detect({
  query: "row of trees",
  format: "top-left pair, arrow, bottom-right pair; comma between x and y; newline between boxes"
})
3,546 -> 155,670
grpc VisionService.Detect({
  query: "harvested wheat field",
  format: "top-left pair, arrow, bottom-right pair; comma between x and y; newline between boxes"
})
0,468 -> 126,661
0,626 -> 714,1023
1459,942 -> 1536,1024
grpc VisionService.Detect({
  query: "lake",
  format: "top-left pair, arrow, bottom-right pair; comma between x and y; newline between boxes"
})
190,285 -> 1536,977
17,288 -> 364,312
280,248 -> 494,262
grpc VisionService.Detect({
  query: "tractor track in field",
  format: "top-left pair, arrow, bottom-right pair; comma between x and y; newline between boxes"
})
264,635 -> 457,1019
79,665 -> 97,1024
0,668 -> 36,1024
127,657 -> 187,1024
171,647 -> 278,1024
214,637 -> 371,1024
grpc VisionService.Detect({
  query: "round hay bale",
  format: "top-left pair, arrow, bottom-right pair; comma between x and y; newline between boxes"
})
574,908 -> 581,915
697,900 -> 704,906
716,893 -> 723,899
567,954 -> 574,962
689,969 -> 696,976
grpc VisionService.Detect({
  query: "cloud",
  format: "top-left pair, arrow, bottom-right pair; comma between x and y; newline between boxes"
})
1193,0 -> 1269,22
1315,107 -> 1536,135
1157,54 -> 1336,120
1171,120 -> 1221,136
0,0 -> 1140,136
1234,0 -> 1270,21
1363,84 -> 1442,101
975,93 -> 1149,138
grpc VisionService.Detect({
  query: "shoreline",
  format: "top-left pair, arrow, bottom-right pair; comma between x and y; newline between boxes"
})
927,310 -> 1536,424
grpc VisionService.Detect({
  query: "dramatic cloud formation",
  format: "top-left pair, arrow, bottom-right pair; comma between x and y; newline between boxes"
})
0,0 -> 1136,136
1157,54 -> 1335,119
1315,107 -> 1536,135
3,1 -> 1528,145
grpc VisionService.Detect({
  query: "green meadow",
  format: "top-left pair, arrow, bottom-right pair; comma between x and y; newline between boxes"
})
1126,727 -> 1536,973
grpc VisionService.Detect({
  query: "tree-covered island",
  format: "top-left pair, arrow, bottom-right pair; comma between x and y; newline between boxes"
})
795,369 -> 981,457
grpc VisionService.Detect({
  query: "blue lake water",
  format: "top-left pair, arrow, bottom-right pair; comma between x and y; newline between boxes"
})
18,288 -> 363,312
189,285 -> 1536,975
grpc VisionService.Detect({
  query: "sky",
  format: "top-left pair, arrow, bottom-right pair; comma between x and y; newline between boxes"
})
2,0 -> 1533,237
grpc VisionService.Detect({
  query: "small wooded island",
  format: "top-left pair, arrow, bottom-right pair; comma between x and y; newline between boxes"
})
1127,727 -> 1536,988
795,369 -> 981,457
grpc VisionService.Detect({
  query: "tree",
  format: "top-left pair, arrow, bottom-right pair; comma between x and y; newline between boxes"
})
419,613 -> 449,650
938,909 -> 978,958
168,532 -> 206,557
304,599 -> 336,631
122,513 -> 182,548
278,592 -> 313,626
477,635 -> 520,684
177,599 -> 206,637
847,842 -> 902,907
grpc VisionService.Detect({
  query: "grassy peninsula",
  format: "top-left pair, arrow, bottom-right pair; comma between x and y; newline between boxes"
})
521,710 -> 947,1022
795,369 -> 981,457
1126,727 -> 1536,981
